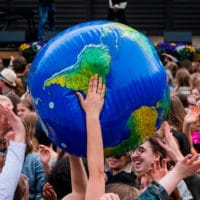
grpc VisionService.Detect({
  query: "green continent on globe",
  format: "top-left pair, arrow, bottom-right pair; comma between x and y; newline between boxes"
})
104,23 -> 156,59
43,44 -> 111,93
127,106 -> 158,143
104,105 -> 158,157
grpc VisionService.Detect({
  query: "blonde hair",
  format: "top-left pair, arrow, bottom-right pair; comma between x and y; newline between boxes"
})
106,183 -> 139,200
0,95 -> 14,110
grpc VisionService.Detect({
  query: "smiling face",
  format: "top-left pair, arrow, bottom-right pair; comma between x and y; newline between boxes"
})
130,140 -> 160,174
106,153 -> 131,175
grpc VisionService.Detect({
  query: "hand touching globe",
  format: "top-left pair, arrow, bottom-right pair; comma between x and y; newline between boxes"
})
28,21 -> 170,157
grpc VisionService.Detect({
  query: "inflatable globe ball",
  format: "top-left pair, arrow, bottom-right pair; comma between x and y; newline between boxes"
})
28,21 -> 170,157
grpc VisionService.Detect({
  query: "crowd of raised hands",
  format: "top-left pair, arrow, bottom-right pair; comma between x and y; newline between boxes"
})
0,74 -> 200,200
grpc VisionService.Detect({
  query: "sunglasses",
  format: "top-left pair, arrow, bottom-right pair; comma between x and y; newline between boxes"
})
113,153 -> 128,159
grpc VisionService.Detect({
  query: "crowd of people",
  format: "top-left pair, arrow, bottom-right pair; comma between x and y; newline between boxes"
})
1,0 -> 200,199
1,2 -> 200,196
0,45 -> 200,200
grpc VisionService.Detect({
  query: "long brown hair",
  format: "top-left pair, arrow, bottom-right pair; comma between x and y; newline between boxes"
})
22,112 -> 39,153
174,68 -> 192,91
167,94 -> 186,131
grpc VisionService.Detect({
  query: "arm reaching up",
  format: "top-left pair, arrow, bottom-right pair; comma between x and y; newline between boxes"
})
76,74 -> 106,200
62,155 -> 88,200
158,154 -> 200,195
0,105 -> 26,199
137,154 -> 200,199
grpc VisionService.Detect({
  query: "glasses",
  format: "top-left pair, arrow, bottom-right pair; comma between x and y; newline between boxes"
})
129,146 -> 147,155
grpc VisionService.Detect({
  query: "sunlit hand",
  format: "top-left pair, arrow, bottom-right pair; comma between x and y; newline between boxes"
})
155,121 -> 184,162
0,111 -> 11,139
149,159 -> 168,181
173,154 -> 200,179
184,105 -> 200,124
0,105 -> 26,143
76,74 -> 106,118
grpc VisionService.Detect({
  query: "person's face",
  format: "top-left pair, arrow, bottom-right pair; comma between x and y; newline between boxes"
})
191,88 -> 200,101
131,141 -> 159,174
17,103 -> 31,118
106,153 -> 130,173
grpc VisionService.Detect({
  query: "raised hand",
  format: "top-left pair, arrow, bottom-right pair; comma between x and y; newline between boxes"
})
0,109 -> 11,139
148,159 -> 168,181
157,153 -> 200,196
38,144 -> 52,174
173,154 -> 200,179
184,105 -> 200,124
0,105 -> 26,143
155,121 -> 184,162
38,144 -> 51,165
77,75 -> 106,200
76,74 -> 106,118
183,105 -> 200,154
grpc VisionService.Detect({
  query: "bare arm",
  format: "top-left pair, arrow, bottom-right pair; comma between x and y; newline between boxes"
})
158,154 -> 200,195
98,154 -> 200,200
62,155 -> 88,200
0,105 -> 26,199
76,74 -> 106,200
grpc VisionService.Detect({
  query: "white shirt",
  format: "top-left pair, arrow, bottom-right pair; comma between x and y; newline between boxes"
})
109,0 -> 127,9
177,180 -> 193,200
0,141 -> 26,200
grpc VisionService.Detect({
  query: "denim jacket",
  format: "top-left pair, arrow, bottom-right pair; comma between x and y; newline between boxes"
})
136,181 -> 168,200
22,152 -> 46,200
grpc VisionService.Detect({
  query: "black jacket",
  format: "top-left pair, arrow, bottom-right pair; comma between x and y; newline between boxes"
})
111,0 -> 127,4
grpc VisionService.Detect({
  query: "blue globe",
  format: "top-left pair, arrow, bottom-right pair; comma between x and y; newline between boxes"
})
28,20 -> 170,157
